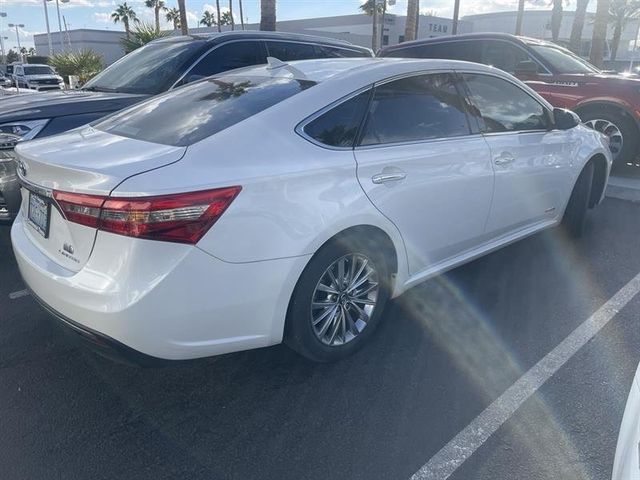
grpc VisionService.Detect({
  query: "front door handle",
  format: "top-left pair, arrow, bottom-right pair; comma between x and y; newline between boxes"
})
372,172 -> 407,184
494,153 -> 516,166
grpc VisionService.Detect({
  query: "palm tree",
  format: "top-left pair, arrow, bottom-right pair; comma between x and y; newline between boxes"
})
165,7 -> 181,29
405,0 -> 419,41
452,0 -> 460,34
229,0 -> 235,30
239,0 -> 245,30
591,0 -> 611,67
200,10 -> 216,27
515,0 -> 525,35
144,0 -> 165,33
569,0 -> 590,53
360,0 -> 385,50
609,0 -> 640,60
215,0 -> 222,32
551,0 -> 563,41
177,0 -> 188,35
111,3 -> 140,40
260,0 -> 276,31
219,11 -> 233,25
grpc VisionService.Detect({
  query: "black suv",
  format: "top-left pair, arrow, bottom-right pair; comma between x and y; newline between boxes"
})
0,31 -> 372,220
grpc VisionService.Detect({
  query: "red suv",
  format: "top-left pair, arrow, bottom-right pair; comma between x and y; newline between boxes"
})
380,33 -> 640,170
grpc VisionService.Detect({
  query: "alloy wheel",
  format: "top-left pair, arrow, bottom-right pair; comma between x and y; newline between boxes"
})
583,118 -> 624,159
310,254 -> 379,347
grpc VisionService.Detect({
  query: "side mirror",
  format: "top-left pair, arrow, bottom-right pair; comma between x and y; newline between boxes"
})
514,60 -> 539,77
553,107 -> 581,130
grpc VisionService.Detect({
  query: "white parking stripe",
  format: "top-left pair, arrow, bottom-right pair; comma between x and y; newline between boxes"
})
410,271 -> 640,480
8,289 -> 29,300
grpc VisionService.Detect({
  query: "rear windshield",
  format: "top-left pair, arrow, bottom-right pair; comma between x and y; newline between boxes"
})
94,75 -> 316,146
24,66 -> 55,75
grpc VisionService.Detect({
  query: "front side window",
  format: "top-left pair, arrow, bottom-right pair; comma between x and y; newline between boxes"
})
529,44 -> 599,74
478,40 -> 542,75
304,90 -> 371,148
95,75 -> 316,147
383,41 -> 477,62
188,41 -> 266,80
463,73 -> 550,133
359,73 -> 471,146
266,41 -> 316,61
314,46 -> 369,58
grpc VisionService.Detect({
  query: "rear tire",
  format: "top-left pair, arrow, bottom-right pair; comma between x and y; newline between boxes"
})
284,234 -> 391,362
562,162 -> 594,238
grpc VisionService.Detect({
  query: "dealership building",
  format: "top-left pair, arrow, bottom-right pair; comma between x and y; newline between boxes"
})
34,9 -> 640,66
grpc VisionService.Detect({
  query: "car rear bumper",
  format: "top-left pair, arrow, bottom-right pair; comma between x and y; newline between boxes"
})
12,213 -> 310,360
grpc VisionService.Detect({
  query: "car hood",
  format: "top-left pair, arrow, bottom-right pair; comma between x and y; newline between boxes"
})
0,90 -> 148,123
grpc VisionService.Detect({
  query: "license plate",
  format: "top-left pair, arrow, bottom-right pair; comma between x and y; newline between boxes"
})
28,193 -> 51,238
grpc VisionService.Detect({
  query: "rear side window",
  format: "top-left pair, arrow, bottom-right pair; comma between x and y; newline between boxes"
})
266,41 -> 317,61
189,41 -> 267,79
359,73 -> 471,146
303,90 -> 371,148
95,75 -> 316,147
314,46 -> 370,58
383,41 -> 477,62
462,73 -> 550,132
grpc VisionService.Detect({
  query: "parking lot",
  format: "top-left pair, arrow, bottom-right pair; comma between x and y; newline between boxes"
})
1,197 -> 639,480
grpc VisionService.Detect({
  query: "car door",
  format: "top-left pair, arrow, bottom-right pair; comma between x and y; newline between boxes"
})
353,72 -> 494,276
460,72 -> 577,237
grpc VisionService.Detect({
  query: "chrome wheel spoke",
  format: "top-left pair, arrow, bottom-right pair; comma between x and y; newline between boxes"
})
350,297 -> 376,306
316,283 -> 339,295
317,306 -> 339,337
349,300 -> 370,324
313,304 -> 338,327
347,268 -> 373,294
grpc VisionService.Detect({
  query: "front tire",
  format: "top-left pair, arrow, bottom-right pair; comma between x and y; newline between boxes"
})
580,108 -> 638,171
285,234 -> 391,362
562,161 -> 594,238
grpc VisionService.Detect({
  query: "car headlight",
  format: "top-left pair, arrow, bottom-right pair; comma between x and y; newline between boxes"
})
0,134 -> 20,180
0,119 -> 50,141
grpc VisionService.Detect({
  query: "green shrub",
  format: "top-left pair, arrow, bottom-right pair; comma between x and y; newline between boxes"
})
121,23 -> 171,54
49,49 -> 104,84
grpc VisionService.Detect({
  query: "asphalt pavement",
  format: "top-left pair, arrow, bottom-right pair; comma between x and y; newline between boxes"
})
1,198 -> 639,480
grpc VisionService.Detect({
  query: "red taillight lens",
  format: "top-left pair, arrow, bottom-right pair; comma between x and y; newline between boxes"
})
52,187 -> 242,244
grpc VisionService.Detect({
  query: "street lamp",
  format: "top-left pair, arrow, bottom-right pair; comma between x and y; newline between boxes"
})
41,0 -> 53,57
48,0 -> 69,52
7,23 -> 25,62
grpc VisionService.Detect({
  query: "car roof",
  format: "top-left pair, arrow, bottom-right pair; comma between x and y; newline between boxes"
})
224,57 -> 507,84
380,32 -> 555,53
153,30 -> 371,52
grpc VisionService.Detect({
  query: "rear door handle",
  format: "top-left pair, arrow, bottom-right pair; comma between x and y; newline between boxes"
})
372,172 -> 407,184
494,153 -> 516,166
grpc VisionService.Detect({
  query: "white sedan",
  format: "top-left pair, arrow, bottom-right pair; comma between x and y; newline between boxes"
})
612,362 -> 640,480
11,58 -> 611,363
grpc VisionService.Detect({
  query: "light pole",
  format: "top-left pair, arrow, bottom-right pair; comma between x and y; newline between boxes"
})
48,0 -> 69,52
7,23 -> 24,62
40,0 -> 53,57
0,12 -> 6,64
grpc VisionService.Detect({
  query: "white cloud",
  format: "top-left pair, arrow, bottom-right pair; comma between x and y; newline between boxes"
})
93,12 -> 111,23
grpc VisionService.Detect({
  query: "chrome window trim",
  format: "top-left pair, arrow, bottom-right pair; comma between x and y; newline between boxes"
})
354,132 -> 487,151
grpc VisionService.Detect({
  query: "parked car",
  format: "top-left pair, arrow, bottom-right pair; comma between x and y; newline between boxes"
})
13,63 -> 64,91
612,362 -> 640,480
380,33 -> 640,170
11,58 -> 611,364
0,31 -> 372,221
0,72 -> 13,88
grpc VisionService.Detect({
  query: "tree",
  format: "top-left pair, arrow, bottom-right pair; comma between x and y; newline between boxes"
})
515,0 -> 526,35
551,0 -> 563,41
260,0 -> 276,31
219,11 -> 233,25
569,0 -> 590,53
166,7 -> 181,29
609,0 -> 640,61
229,0 -> 235,30
359,0 -> 384,15
452,0 -> 460,34
111,3 -> 139,40
120,22 -> 171,53
49,49 -> 103,84
405,0 -> 419,42
216,0 -> 222,32
144,0 -> 166,33
360,0 -> 385,51
591,0 -> 611,67
239,0 -> 245,29
200,10 -> 217,27
28,47 -> 36,57
111,3 -> 140,40
177,0 -> 188,35
6,49 -> 19,63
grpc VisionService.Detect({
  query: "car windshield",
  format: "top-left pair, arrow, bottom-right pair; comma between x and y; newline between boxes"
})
82,39 -> 203,95
94,75 -> 316,146
24,66 -> 55,75
529,44 -> 600,74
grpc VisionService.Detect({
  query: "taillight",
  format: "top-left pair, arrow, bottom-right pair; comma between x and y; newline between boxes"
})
52,187 -> 241,244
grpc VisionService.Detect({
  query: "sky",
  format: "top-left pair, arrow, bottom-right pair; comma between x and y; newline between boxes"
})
0,0 -> 593,51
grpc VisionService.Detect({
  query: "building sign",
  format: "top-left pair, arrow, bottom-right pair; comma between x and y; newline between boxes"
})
427,22 -> 448,33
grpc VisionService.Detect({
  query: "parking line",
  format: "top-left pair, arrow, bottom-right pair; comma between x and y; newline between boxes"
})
8,289 -> 29,300
410,271 -> 640,480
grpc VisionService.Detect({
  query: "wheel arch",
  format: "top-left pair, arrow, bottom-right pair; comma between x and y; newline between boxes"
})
574,100 -> 640,131
588,153 -> 609,208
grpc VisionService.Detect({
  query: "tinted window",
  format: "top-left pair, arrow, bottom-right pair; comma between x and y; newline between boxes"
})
24,66 -> 55,75
529,44 -> 598,74
478,40 -> 541,75
463,74 -> 550,133
83,40 -> 203,95
266,41 -> 316,61
304,90 -> 371,148
314,45 -> 369,58
95,75 -> 316,147
188,41 -> 266,79
359,73 -> 471,146
383,41 -> 477,62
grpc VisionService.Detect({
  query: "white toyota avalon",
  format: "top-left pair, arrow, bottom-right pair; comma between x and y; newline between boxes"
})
11,58 -> 611,363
